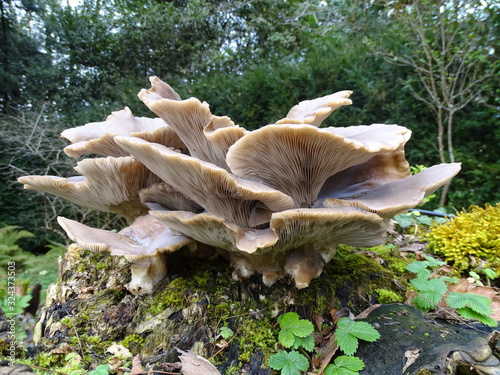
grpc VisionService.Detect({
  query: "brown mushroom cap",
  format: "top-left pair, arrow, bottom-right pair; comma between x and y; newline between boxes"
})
226,124 -> 410,208
322,163 -> 462,218
61,107 -> 186,158
115,136 -> 294,228
276,91 -> 353,126
18,156 -> 161,222
57,215 -> 192,256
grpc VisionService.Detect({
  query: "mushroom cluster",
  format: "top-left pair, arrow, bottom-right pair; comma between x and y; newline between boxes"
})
18,77 -> 461,295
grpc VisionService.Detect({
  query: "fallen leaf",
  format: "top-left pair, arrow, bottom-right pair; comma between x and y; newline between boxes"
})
177,348 -> 221,375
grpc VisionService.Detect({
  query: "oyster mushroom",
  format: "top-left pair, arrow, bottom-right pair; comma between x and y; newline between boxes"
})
61,107 -> 186,158
18,156 -> 161,222
57,215 -> 193,295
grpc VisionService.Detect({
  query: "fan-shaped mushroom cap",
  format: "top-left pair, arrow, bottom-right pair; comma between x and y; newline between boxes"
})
57,215 -> 192,256
140,76 -> 182,101
18,157 -> 161,222
276,91 -> 353,126
57,215 -> 193,295
315,144 -> 411,206
61,107 -> 186,158
139,77 -> 245,170
323,163 -> 462,218
115,136 -> 295,228
226,124 -> 410,208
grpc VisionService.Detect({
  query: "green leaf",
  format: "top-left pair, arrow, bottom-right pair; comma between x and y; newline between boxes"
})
292,333 -> 315,351
324,355 -> 365,375
406,262 -> 431,279
335,318 -> 380,355
278,312 -> 314,347
268,350 -> 309,375
456,307 -> 498,327
483,268 -> 497,280
446,292 -> 492,316
410,278 -> 446,307
422,255 -> 446,267
89,365 -> 109,375
220,326 -> 234,339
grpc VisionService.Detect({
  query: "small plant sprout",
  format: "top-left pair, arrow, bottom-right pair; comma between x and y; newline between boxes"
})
220,326 -> 235,340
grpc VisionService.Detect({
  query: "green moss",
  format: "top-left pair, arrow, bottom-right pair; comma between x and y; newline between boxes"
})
237,318 -> 276,363
427,203 -> 500,271
120,334 -> 145,349
375,289 -> 403,303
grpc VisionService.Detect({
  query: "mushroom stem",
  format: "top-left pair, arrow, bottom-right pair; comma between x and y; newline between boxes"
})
125,253 -> 168,295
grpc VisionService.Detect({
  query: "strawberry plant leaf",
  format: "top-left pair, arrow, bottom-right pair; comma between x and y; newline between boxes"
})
292,333 -> 315,351
335,318 -> 380,355
268,350 -> 309,375
446,292 -> 492,316
324,355 -> 365,375
278,312 -> 314,347
456,307 -> 498,327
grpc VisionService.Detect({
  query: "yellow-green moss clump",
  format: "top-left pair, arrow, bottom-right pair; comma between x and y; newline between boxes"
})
426,203 -> 500,271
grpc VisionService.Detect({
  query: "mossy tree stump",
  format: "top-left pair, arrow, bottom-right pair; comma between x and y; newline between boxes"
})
27,243 -> 404,373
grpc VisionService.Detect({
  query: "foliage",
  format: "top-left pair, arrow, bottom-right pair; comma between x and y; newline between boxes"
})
0,225 -> 34,274
268,312 -> 314,375
406,256 -> 498,327
220,326 -> 235,340
426,203 -> 500,271
324,356 -> 365,375
269,312 -> 380,374
334,318 -> 381,356
268,350 -> 309,375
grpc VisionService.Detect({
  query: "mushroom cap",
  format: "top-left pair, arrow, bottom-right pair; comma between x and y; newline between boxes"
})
203,116 -> 248,154
226,123 -> 410,208
115,136 -> 295,228
57,215 -> 192,256
276,90 -> 353,126
150,210 -> 279,254
139,76 -> 182,101
152,205 -> 386,288
18,156 -> 161,222
61,107 -> 186,157
322,163 -> 462,218
139,78 -> 236,170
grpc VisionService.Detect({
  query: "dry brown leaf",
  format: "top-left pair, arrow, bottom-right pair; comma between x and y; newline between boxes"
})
177,348 -> 221,375
131,354 -> 143,374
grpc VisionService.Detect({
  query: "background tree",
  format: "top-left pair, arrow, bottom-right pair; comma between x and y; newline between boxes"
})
375,0 -> 499,205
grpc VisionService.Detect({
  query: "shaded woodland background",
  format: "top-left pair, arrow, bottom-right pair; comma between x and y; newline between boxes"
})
0,0 -> 498,252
